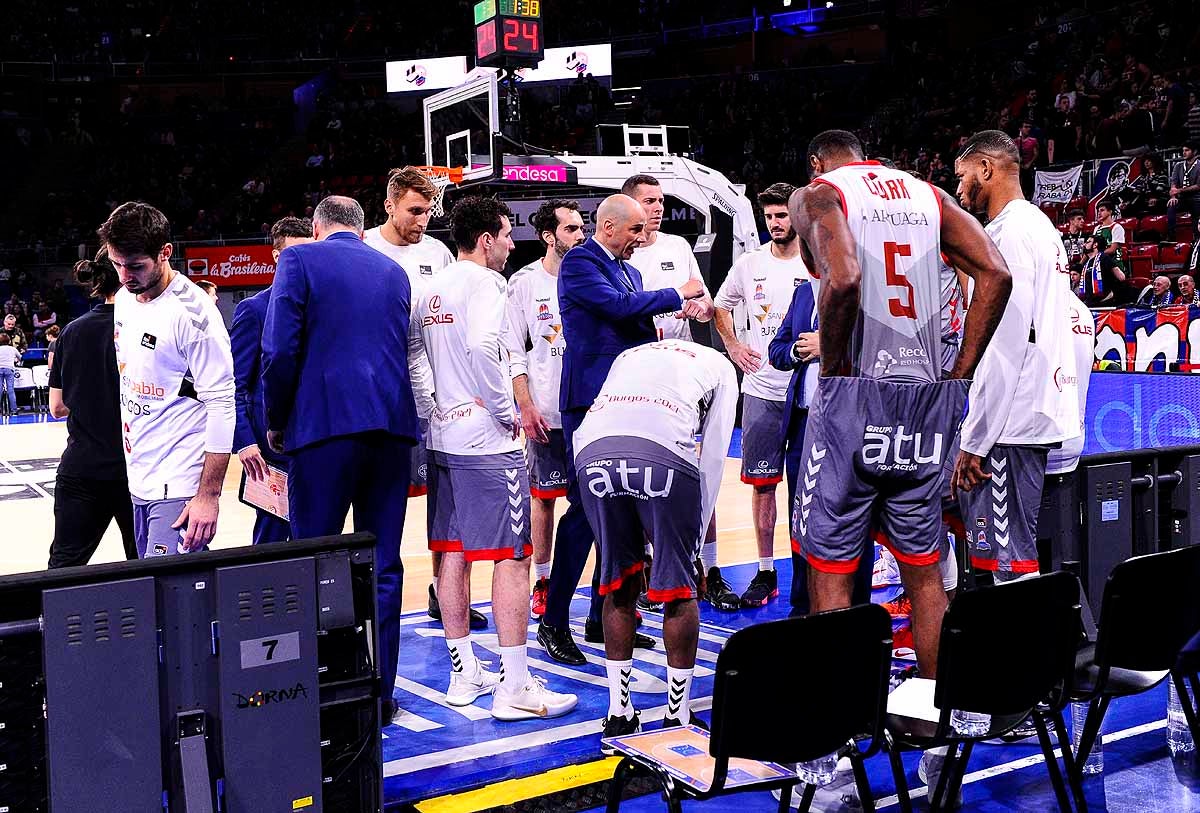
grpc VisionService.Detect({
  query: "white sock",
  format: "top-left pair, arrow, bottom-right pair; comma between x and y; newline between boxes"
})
446,635 -> 477,677
432,576 -> 439,594
666,666 -> 694,722
606,659 -> 635,720
700,539 -> 718,570
535,560 -> 552,581
759,557 -> 775,572
498,645 -> 529,691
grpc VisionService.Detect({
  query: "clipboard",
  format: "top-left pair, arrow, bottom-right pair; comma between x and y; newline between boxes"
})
601,725 -> 793,793
238,465 -> 290,520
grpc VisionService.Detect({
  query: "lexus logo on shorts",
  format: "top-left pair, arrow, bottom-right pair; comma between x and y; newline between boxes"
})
758,459 -> 769,468
550,470 -> 562,479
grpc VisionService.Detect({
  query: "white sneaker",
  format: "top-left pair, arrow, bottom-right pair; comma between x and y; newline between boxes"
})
491,675 -> 578,721
872,545 -> 901,587
919,749 -> 962,807
771,773 -> 861,811
445,665 -> 500,707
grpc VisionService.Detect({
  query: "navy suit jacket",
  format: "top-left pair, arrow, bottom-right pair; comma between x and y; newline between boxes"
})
768,280 -> 818,441
558,238 -> 682,413
230,288 -> 285,463
262,230 -> 419,452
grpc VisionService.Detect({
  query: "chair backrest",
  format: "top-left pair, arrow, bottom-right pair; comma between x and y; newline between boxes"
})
710,603 -> 892,766
934,572 -> 1081,720
12,366 -> 36,390
1095,546 -> 1200,673
30,364 -> 49,387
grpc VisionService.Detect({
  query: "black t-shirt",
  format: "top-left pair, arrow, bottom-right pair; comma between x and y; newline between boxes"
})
48,303 -> 126,480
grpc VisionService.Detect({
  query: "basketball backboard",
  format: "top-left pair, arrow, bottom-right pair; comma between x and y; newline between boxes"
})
423,73 -> 500,185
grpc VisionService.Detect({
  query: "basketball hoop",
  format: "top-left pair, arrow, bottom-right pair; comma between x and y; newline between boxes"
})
413,165 -> 464,219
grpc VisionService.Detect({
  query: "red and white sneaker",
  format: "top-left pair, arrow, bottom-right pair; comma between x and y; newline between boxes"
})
530,577 -> 549,619
892,626 -> 916,661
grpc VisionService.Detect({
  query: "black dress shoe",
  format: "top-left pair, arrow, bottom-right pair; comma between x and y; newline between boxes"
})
537,620 -> 587,665
584,618 -> 655,650
427,583 -> 488,630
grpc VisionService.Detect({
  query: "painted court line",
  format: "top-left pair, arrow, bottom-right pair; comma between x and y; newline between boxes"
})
875,718 -> 1168,809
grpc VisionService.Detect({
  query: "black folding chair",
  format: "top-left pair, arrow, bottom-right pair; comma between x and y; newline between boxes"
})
605,604 -> 893,813
1070,545 -> 1200,783
886,572 -> 1084,812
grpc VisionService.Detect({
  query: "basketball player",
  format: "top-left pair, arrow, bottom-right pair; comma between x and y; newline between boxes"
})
579,340 -> 737,743
625,173 -> 717,612
415,196 -> 577,720
103,202 -> 236,557
363,167 -> 485,629
504,199 -> 586,619
953,130 -> 1082,581
713,182 -> 810,609
624,174 -> 716,338
788,130 -> 1012,682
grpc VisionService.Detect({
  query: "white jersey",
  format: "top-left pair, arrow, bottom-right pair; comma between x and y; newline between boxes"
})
1046,289 -> 1095,475
504,260 -> 564,429
363,229 -> 453,419
115,274 -> 236,501
714,243 -> 810,401
628,232 -> 707,342
813,161 -> 944,382
415,260 -> 520,456
573,340 -> 738,539
940,259 -> 965,375
960,199 -> 1080,455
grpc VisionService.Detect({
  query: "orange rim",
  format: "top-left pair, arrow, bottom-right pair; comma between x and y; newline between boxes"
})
412,165 -> 465,185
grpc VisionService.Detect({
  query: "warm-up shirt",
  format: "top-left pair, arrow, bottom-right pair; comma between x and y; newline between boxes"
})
1046,289 -> 1095,475
504,260 -> 564,429
628,232 -> 708,342
115,273 -> 235,501
415,260 -> 520,456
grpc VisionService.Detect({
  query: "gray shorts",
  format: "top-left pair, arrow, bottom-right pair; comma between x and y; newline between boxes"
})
527,429 -> 569,499
409,420 -> 429,497
793,376 -> 969,573
427,449 -> 532,562
132,496 -> 192,558
576,436 -> 702,604
740,394 -> 787,486
958,444 -> 1048,575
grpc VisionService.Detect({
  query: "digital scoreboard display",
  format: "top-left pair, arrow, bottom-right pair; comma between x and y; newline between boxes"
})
474,0 -> 544,68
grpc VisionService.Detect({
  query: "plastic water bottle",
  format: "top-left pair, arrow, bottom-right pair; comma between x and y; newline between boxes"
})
796,752 -> 839,786
1167,680 -> 1195,757
950,710 -> 991,737
1071,701 -> 1103,775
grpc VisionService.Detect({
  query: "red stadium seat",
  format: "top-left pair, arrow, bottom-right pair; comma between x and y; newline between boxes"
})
1130,276 -> 1152,289
1136,215 -> 1168,240
1039,202 -> 1064,224
1130,243 -> 1160,263
1176,212 -> 1195,242
1057,222 -> 1071,235
1118,217 -> 1139,238
1068,196 -> 1089,213
1158,242 -> 1191,270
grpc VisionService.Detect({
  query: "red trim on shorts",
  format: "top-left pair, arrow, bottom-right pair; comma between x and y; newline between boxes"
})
806,552 -> 863,575
871,529 -> 940,568
408,484 -> 428,498
810,178 -> 848,220
598,561 -> 646,596
530,486 -> 567,499
791,537 -> 802,554
971,556 -> 1039,574
943,511 -> 966,541
464,543 -> 534,563
647,586 -> 697,604
429,539 -> 462,553
741,473 -> 783,486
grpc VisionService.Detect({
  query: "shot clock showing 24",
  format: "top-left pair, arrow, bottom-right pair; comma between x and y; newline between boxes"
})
474,0 -> 545,68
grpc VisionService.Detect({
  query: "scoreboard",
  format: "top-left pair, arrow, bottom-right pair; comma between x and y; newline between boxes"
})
474,0 -> 544,69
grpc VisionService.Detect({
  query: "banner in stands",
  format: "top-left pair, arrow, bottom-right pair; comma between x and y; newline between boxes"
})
183,244 -> 276,287
1084,371 -> 1200,454
1092,306 -> 1200,372
1032,165 -> 1083,205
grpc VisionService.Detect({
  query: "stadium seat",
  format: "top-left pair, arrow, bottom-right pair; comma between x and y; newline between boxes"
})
1040,202 -> 1064,224
1130,244 -> 1159,278
1118,217 -> 1139,237
30,364 -> 50,412
1068,546 -> 1200,786
1068,196 -> 1089,213
604,604 -> 893,813
1136,215 -> 1168,241
886,572 -> 1083,812
1057,222 -> 1071,235
1176,212 -> 1195,242
1159,242 -> 1192,270
1130,276 -> 1152,290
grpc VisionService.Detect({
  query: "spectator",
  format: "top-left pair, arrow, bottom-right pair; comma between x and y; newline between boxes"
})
1,313 -> 27,354
1069,268 -> 1083,293
1137,275 -> 1174,307
47,278 -> 69,318
33,303 -> 57,333
1187,91 -> 1200,149
1048,96 -> 1082,164
1016,121 -> 1039,197
0,333 -> 16,416
1168,142 -> 1200,238
1178,274 -> 1199,306
1121,154 -> 1170,216
45,324 -> 60,369
195,279 -> 219,304
1080,233 -> 1133,307
1062,209 -> 1089,269
1093,199 -> 1128,273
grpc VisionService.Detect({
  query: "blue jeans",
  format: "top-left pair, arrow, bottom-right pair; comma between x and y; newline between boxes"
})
0,367 -> 16,413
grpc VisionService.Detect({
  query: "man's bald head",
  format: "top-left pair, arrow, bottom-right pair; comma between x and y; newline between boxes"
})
595,194 -> 648,259
313,195 -> 365,239
954,130 -> 1021,215
1179,275 -> 1195,299
1153,275 -> 1171,295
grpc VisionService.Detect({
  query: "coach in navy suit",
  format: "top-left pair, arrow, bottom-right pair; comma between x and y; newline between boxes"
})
768,279 -> 871,615
537,194 -> 707,663
262,196 -> 421,719
230,218 -> 312,546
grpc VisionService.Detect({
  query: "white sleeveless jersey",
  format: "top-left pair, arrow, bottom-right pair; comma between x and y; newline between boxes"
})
812,162 -> 943,383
